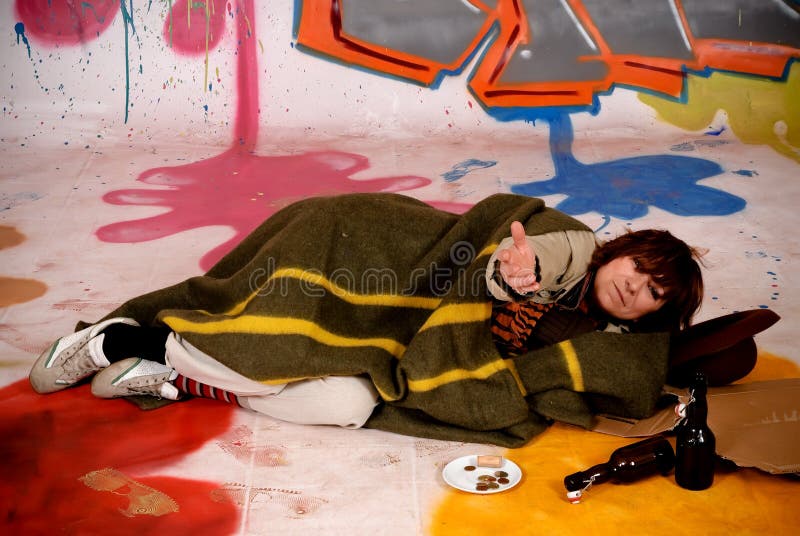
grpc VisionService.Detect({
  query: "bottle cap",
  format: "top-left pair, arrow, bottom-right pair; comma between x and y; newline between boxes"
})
566,490 -> 582,504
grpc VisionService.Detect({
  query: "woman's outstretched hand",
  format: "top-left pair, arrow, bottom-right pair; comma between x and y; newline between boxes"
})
497,221 -> 540,295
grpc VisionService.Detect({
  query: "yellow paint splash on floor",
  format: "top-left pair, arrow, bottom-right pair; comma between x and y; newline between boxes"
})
0,225 -> 25,251
640,63 -> 800,163
0,277 -> 47,307
0,226 -> 46,306
430,353 -> 800,535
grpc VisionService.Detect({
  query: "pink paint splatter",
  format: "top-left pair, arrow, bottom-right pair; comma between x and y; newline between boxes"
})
429,201 -> 472,215
164,0 -> 227,55
97,149 -> 431,270
15,0 -> 118,45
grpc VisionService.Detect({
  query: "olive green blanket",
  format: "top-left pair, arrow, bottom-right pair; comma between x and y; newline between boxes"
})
94,193 -> 669,447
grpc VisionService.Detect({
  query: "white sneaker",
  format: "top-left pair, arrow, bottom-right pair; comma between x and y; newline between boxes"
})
29,318 -> 140,394
91,358 -> 180,400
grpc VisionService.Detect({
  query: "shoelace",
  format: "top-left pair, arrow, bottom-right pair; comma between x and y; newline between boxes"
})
117,374 -> 173,398
58,339 -> 98,383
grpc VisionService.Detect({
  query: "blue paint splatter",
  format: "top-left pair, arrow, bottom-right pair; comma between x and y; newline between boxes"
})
732,169 -> 758,177
510,113 -> 746,219
695,139 -> 729,148
705,126 -> 726,136
1,192 -> 43,212
14,22 -> 31,58
81,2 -> 106,23
670,140 -> 730,152
441,159 -> 496,182
594,215 -> 612,233
670,142 -> 695,152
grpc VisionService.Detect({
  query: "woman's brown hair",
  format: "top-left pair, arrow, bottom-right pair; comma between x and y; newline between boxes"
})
587,229 -> 704,332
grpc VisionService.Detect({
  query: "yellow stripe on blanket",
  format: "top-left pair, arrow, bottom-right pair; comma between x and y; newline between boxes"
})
225,267 -> 444,316
162,315 -> 406,357
407,359 -> 511,393
418,302 -> 492,332
558,340 -> 585,392
478,243 -> 498,258
503,358 -> 528,397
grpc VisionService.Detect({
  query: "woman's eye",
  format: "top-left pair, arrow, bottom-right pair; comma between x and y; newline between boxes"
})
633,258 -> 641,270
649,286 -> 661,300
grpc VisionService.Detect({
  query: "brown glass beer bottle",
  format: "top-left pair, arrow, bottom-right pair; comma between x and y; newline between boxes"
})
563,436 -> 675,502
675,372 -> 716,490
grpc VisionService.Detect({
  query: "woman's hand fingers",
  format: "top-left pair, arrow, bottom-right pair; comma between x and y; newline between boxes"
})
510,221 -> 528,251
509,221 -> 536,264
496,221 -> 540,295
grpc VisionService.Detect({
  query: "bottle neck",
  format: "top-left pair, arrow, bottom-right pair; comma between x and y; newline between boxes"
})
686,388 -> 709,424
564,462 -> 612,492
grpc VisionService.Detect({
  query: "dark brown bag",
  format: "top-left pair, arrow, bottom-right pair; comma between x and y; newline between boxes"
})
668,309 -> 780,387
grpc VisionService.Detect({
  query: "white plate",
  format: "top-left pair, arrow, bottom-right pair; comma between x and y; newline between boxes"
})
442,455 -> 522,494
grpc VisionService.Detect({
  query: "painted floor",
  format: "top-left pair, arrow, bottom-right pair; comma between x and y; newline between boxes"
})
1,129 -> 799,533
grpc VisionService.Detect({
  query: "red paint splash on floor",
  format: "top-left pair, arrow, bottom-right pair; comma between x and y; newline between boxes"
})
0,380 -> 239,533
94,0 -> 468,271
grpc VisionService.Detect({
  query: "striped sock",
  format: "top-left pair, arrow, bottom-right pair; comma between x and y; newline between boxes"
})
174,374 -> 243,407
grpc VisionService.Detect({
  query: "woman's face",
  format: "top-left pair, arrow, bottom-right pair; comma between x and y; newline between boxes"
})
593,256 -> 666,321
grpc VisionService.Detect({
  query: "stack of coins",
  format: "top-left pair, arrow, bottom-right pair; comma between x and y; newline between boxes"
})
465,466 -> 513,492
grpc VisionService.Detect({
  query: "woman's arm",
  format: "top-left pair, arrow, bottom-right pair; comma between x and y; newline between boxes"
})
486,226 -> 596,304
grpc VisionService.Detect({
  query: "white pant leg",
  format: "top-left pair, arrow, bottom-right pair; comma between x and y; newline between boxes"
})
239,375 -> 380,429
165,332 -> 283,396
165,332 -> 379,428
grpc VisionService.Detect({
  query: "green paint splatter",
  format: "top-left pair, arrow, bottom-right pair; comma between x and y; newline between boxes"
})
118,0 -> 140,124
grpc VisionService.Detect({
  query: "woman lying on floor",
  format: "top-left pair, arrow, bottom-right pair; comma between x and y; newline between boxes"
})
29,193 -> 706,446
